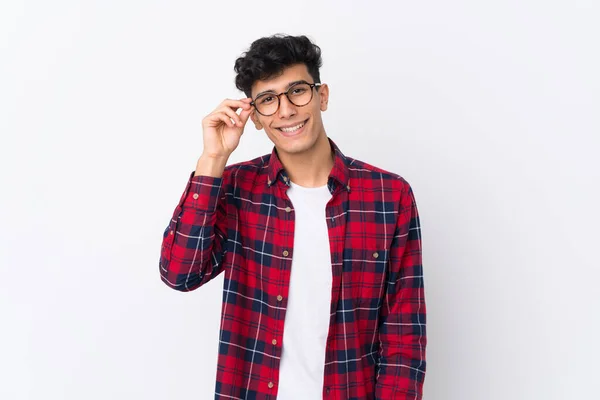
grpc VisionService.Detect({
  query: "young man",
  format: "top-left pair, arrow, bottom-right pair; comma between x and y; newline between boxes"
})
159,34 -> 427,399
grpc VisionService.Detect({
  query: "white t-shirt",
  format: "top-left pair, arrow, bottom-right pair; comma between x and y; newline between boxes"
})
277,180 -> 333,399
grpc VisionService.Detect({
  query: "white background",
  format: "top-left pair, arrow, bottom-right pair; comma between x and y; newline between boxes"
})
1,1 -> 599,399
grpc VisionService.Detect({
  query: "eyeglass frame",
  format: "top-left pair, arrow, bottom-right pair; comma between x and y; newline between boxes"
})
250,81 -> 322,116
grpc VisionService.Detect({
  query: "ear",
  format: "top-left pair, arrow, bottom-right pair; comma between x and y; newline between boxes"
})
250,110 -> 263,130
318,83 -> 329,112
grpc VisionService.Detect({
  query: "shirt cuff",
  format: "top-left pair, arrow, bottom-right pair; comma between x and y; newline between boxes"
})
182,170 -> 224,213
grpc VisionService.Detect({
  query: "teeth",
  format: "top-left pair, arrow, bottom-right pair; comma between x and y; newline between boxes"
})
280,121 -> 305,133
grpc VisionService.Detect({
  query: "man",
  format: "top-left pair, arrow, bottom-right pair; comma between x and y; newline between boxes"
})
160,34 -> 426,399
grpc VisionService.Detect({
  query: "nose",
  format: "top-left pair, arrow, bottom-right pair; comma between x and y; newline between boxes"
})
277,94 -> 297,119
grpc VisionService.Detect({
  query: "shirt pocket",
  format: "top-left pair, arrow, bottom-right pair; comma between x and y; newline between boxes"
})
346,237 -> 388,308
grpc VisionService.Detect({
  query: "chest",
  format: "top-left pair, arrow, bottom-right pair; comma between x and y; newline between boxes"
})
224,182 -> 398,312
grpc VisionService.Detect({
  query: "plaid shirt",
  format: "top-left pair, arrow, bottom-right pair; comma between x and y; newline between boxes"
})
160,137 -> 426,399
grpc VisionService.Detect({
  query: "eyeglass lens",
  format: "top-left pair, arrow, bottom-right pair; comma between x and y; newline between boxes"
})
254,83 -> 313,116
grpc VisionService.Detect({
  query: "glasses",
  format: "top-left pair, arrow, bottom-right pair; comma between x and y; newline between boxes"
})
250,82 -> 321,116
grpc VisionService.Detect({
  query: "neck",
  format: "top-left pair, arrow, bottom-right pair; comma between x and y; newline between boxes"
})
276,132 -> 334,188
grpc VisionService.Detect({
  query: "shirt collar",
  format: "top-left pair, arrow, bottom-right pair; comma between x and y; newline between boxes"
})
266,137 -> 351,194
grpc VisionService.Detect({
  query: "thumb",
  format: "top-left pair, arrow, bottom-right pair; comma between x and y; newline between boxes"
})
239,107 -> 253,124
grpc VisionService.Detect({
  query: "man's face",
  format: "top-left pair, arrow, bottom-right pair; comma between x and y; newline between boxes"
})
250,63 -> 329,157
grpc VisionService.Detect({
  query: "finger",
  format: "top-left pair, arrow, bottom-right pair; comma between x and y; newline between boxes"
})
206,112 -> 235,128
220,98 -> 252,111
239,107 -> 252,124
216,106 -> 243,126
216,112 -> 238,128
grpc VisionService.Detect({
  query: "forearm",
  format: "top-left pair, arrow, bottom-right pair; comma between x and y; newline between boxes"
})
375,183 -> 427,398
159,170 -> 229,291
375,297 -> 427,399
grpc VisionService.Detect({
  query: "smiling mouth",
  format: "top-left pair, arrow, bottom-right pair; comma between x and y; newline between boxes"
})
276,119 -> 308,133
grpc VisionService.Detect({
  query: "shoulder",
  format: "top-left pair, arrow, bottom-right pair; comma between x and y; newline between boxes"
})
345,156 -> 412,194
222,153 -> 269,176
218,153 -> 271,190
345,156 -> 420,219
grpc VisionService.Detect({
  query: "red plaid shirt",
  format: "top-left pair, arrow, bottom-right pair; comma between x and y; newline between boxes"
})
160,137 -> 426,399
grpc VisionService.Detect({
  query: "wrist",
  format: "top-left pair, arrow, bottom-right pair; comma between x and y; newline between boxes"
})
195,154 -> 229,178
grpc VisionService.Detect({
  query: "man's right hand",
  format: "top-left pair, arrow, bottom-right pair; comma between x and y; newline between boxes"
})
195,98 -> 254,178
201,98 -> 254,159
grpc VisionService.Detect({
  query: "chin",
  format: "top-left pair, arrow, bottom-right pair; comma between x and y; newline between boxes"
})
278,132 -> 319,155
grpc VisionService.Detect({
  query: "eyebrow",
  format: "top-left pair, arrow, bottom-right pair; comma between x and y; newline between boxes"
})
255,80 -> 310,98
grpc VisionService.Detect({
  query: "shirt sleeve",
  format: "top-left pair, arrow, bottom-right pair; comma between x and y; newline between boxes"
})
159,169 -> 230,292
375,181 -> 427,399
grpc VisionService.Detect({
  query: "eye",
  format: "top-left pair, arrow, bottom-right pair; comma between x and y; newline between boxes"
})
260,96 -> 275,104
291,88 -> 306,95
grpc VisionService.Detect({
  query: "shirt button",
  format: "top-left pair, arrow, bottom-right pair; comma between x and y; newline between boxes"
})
268,382 -> 274,389
326,387 -> 330,394
277,295 -> 283,302
285,206 -> 291,213
272,339 -> 277,345
373,252 -> 379,259
283,250 -> 289,257
192,193 -> 199,199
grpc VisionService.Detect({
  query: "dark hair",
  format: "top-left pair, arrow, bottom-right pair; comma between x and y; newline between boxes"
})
234,34 -> 323,98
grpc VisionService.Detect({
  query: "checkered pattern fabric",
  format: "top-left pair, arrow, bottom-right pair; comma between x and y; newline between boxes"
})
160,138 -> 426,399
